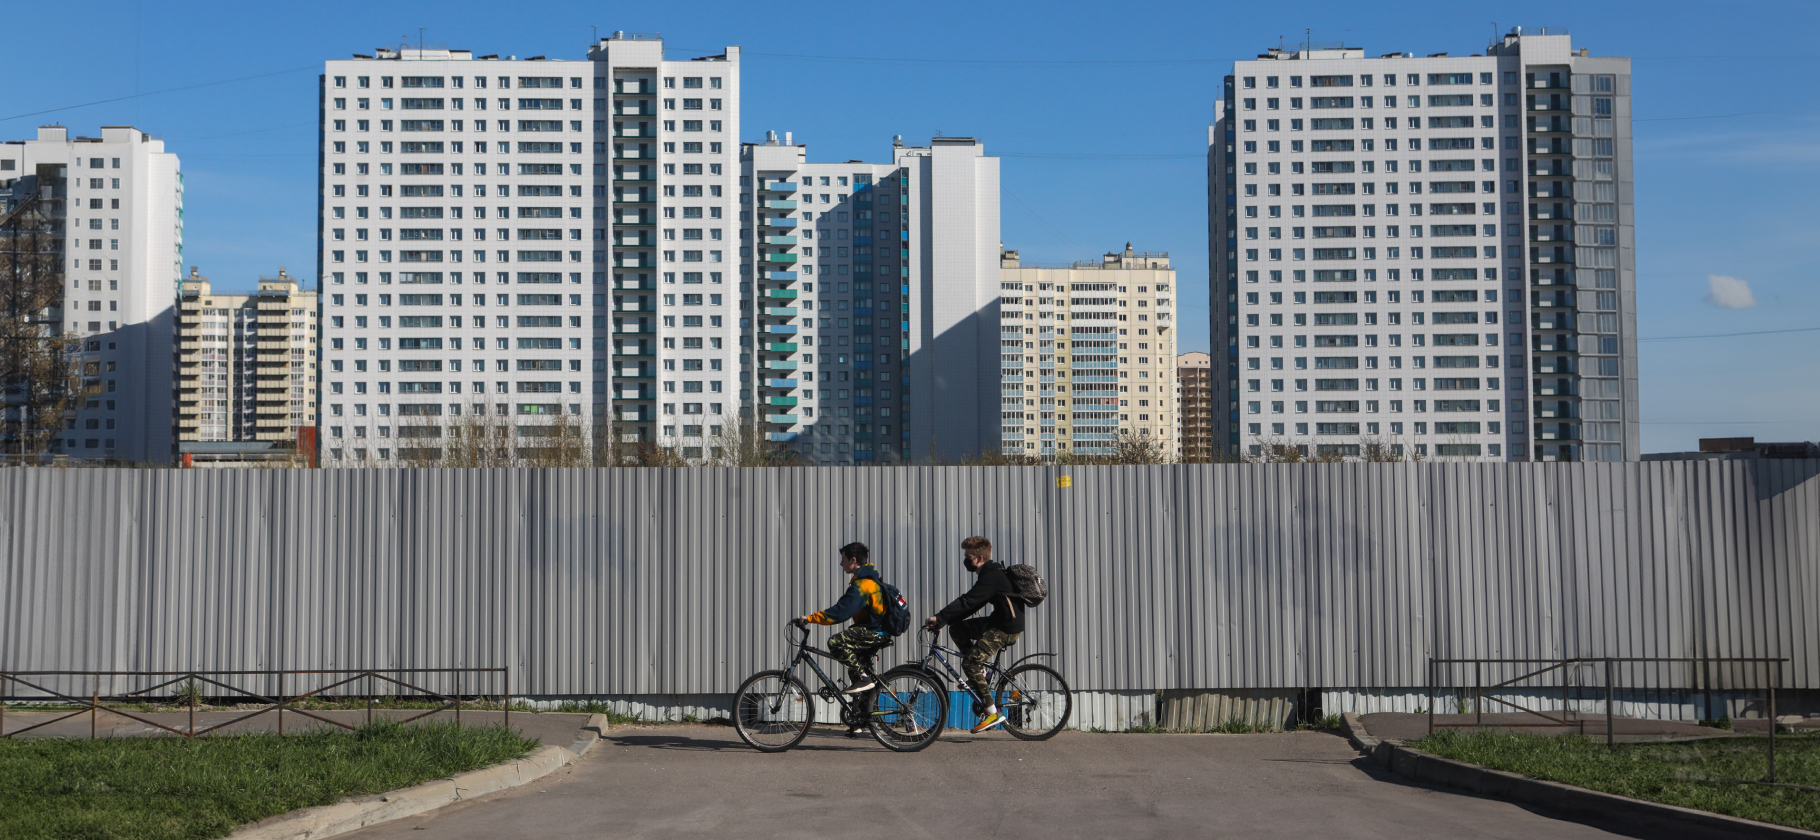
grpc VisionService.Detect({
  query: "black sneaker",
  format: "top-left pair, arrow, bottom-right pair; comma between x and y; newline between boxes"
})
843,679 -> 876,695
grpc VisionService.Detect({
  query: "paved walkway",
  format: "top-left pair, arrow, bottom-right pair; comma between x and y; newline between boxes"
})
343,725 -> 1643,840
0,708 -> 591,749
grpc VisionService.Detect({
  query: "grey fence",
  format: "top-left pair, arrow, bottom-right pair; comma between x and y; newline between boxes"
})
1,462 -> 1815,699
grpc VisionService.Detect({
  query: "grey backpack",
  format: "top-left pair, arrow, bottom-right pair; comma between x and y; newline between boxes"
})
1005,564 -> 1048,608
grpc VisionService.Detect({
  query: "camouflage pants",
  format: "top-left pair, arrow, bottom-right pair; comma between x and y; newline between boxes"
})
949,618 -> 1019,701
828,627 -> 891,685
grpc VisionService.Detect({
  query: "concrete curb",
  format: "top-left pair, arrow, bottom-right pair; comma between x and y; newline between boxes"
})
229,713 -> 610,840
1344,714 -> 1820,839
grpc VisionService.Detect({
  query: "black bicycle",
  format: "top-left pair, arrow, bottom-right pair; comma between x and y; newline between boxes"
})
887,627 -> 1072,740
732,623 -> 948,753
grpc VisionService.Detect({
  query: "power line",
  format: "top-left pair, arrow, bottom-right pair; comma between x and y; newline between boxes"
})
1641,326 -> 1820,341
0,66 -> 317,123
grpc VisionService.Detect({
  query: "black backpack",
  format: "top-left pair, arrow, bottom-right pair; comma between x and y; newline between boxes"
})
876,580 -> 913,636
1005,564 -> 1048,609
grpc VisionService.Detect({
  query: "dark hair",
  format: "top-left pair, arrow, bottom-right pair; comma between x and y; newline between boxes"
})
840,541 -> 870,564
961,535 -> 992,560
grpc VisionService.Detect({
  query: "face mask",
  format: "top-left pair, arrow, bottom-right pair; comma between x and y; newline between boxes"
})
962,557 -> 977,573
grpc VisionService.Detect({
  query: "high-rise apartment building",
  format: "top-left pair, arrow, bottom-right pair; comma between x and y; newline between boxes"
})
0,126 -> 182,463
740,134 -> 1003,465
1208,29 -> 1636,461
317,34 -> 740,465
1176,351 -> 1214,460
998,245 -> 1177,457
175,267 -> 318,453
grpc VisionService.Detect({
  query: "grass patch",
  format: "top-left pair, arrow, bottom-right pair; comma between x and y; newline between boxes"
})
1414,730 -> 1820,832
0,720 -> 538,840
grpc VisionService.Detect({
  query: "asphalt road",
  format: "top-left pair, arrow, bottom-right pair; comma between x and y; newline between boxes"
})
342,724 -> 1655,840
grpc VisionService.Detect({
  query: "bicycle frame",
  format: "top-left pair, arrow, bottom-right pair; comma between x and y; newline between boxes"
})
911,629 -> 1054,707
778,625 -> 883,723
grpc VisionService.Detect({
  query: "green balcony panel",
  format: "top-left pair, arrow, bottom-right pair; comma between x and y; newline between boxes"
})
766,397 -> 800,407
765,342 -> 799,352
765,289 -> 799,300
764,236 -> 798,246
764,360 -> 799,370
764,253 -> 799,264
765,200 -> 799,210
763,306 -> 797,317
765,414 -> 797,424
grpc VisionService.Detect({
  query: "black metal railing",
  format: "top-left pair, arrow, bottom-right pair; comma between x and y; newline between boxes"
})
1427,657 -> 1788,782
0,668 -> 507,739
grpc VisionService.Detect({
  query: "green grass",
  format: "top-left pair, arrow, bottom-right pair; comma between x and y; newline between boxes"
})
1414,730 -> 1820,832
0,720 -> 539,840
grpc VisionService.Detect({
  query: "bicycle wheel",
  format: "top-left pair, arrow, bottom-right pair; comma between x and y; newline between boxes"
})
733,670 -> 813,752
995,663 -> 1071,741
869,668 -> 947,752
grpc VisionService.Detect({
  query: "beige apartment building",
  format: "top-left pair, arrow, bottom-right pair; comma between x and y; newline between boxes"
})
1176,351 -> 1215,460
175,268 -> 318,462
999,244 -> 1177,458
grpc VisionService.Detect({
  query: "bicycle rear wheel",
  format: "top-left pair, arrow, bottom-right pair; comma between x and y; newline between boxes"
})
733,670 -> 813,752
869,668 -> 947,752
995,663 -> 1071,741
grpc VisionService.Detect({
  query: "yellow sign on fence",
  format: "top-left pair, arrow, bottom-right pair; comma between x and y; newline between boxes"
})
1056,476 -> 1072,489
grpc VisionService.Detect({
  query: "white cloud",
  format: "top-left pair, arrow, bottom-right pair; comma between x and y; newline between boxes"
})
1706,275 -> 1758,309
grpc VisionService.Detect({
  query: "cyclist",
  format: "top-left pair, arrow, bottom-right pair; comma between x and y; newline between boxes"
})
792,542 -> 892,696
923,535 -> 1024,733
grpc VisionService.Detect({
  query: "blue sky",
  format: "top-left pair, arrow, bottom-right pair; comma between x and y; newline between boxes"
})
5,0 -> 1817,452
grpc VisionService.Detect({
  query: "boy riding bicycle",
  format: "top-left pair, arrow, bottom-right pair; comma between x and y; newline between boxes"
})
923,535 -> 1024,733
793,542 -> 892,695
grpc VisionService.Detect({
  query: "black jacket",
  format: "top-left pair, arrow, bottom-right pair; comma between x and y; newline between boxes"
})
935,560 -> 1025,634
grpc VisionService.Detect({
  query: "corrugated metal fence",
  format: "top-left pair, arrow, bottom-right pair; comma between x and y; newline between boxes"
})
2,462 -> 1815,703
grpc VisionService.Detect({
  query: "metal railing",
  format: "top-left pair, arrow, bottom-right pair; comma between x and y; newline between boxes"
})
0,668 -> 506,739
1427,657 -> 1787,782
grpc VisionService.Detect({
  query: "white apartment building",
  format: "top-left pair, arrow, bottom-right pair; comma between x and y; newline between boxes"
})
317,34 -> 740,464
998,245 -> 1178,457
0,126 -> 183,463
740,134 -> 1002,465
1209,29 -> 1637,462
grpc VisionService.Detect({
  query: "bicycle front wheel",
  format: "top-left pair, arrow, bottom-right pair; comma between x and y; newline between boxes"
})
995,663 -> 1071,741
733,670 -> 813,753
869,668 -> 947,752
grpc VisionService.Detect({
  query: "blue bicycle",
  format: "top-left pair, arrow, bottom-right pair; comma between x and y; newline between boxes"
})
886,627 -> 1072,740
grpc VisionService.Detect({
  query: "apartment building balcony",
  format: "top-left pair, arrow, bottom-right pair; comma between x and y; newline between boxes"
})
763,360 -> 799,370
764,200 -> 798,210
1532,358 -> 1576,374
764,236 -> 798,246
1534,379 -> 1578,397
761,217 -> 797,229
614,384 -> 656,400
1530,247 -> 1574,264
615,407 -> 654,423
1535,423 -> 1580,441
766,432 -> 799,442
764,324 -> 798,335
1532,312 -> 1575,331
614,193 -> 656,205
764,378 -> 799,388
614,258 -> 657,269
765,397 -> 800,407
765,414 -> 797,424
613,235 -> 656,247
613,106 -> 656,117
614,128 -> 658,138
1534,402 -> 1579,419
764,253 -> 798,264
764,289 -> 798,300
614,174 -> 656,182
762,181 -> 798,192
614,321 -> 656,335
762,306 -> 796,317
1533,334 -> 1575,352
613,84 -> 658,95
764,342 -> 798,353
614,150 -> 657,160
766,271 -> 797,281
613,347 -> 655,357
614,302 -> 657,313
614,213 -> 656,226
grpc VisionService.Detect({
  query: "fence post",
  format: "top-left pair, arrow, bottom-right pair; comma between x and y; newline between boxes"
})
278,671 -> 285,737
504,668 -> 510,732
366,672 -> 373,728
1605,659 -> 1614,747
1767,661 -> 1777,784
189,672 -> 196,738
1,673 -> 7,737
1426,659 -> 1434,738
1474,662 -> 1482,729
456,670 -> 462,728
91,674 -> 98,739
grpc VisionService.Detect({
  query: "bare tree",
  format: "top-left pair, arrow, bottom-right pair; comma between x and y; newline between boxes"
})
0,176 -> 81,463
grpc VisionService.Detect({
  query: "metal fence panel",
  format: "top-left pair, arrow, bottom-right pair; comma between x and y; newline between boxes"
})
1,461 -> 1815,697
